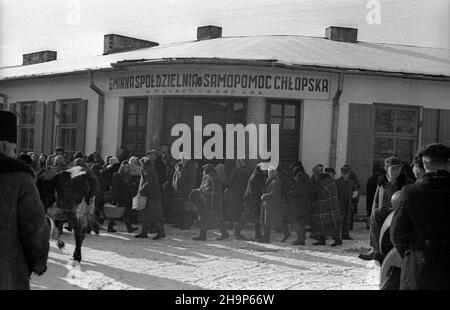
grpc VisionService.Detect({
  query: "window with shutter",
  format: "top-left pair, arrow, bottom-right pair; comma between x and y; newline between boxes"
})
56,98 -> 87,160
15,101 -> 38,154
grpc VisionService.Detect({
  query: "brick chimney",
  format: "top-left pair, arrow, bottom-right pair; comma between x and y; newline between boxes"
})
197,25 -> 222,41
103,34 -> 159,55
23,50 -> 57,65
325,26 -> 358,43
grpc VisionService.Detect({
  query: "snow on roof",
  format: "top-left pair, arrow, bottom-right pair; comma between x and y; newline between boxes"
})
1,35 -> 450,81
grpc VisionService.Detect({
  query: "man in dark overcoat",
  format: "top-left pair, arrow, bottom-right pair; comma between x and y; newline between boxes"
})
391,143 -> 450,290
0,111 -> 50,290
335,166 -> 357,240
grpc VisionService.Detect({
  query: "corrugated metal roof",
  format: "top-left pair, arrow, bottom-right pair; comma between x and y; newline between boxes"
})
1,35 -> 450,81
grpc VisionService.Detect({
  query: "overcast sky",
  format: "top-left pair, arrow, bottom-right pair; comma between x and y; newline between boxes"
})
0,0 -> 449,67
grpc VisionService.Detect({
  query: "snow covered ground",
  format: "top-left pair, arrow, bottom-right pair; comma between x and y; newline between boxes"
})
30,222 -> 380,290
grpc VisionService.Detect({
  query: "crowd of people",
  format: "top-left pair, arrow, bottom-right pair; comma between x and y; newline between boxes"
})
15,142 -> 365,247
1,109 -> 449,290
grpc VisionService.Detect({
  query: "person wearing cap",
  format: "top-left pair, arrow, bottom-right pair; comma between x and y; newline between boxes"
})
192,164 -> 229,241
0,110 -> 50,289
335,166 -> 358,240
359,156 -> 413,263
411,156 -> 426,181
342,164 -> 360,229
390,143 -> 450,290
46,146 -> 64,168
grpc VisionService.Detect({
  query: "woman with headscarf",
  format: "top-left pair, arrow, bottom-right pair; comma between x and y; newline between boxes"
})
223,159 -> 252,225
103,155 -> 112,169
233,163 -> 267,240
311,172 -> 342,246
191,164 -> 229,241
28,152 -> 39,171
135,158 -> 165,239
102,156 -> 120,192
128,156 -> 142,196
38,153 -> 48,171
172,155 -> 197,228
108,161 -> 138,233
128,156 -> 141,225
258,167 -> 283,243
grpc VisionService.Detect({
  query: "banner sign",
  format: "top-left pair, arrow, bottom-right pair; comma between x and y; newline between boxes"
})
106,66 -> 331,100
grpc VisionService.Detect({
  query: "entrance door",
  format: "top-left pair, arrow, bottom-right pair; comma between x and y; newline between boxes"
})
122,97 -> 148,157
267,100 -> 301,170
162,97 -> 247,165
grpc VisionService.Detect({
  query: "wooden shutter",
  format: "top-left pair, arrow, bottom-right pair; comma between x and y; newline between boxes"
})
438,109 -> 450,146
422,108 -> 440,145
422,108 -> 450,147
76,99 -> 87,153
44,101 -> 56,155
347,103 -> 375,194
33,101 -> 45,154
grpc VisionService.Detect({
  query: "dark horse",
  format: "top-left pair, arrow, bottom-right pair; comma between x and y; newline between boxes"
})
37,166 -> 99,264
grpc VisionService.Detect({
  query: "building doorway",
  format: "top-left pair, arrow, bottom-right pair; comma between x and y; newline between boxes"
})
162,96 -> 247,166
266,99 -> 301,170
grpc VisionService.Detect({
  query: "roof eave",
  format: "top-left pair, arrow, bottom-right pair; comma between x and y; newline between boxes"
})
1,57 -> 450,82
111,57 -> 450,82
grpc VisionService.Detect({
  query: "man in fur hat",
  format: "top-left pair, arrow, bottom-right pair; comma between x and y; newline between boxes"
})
0,111 -> 50,290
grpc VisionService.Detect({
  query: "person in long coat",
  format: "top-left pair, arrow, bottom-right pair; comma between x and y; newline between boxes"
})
359,156 -> 413,262
285,163 -> 311,245
109,162 -> 138,233
390,144 -> 450,290
128,156 -> 142,225
223,159 -> 252,223
135,157 -> 165,239
192,164 -> 229,241
161,153 -> 175,222
342,164 -> 360,229
258,167 -> 283,243
311,172 -> 342,246
90,162 -> 106,225
365,170 -> 383,229
172,156 -> 197,229
233,163 -> 267,240
0,110 -> 50,290
335,166 -> 358,240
